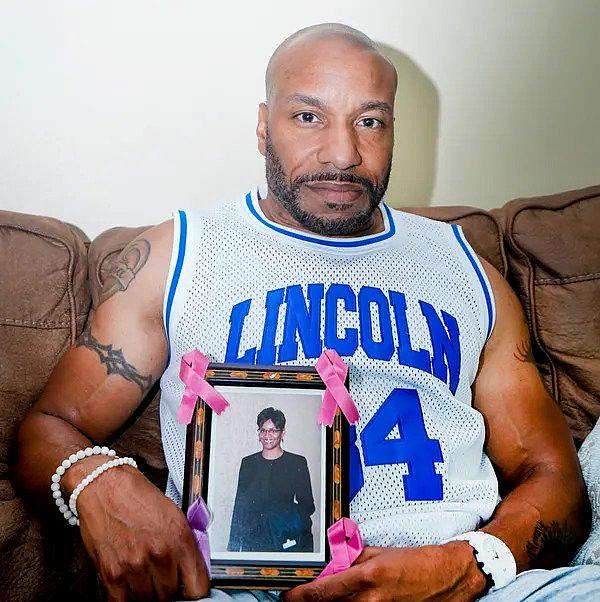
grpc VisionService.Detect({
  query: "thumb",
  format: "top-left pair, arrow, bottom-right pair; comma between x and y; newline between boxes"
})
353,545 -> 382,564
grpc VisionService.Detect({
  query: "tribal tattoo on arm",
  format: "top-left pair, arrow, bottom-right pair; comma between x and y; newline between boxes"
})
98,238 -> 151,306
76,324 -> 154,393
513,320 -> 536,365
525,520 -> 579,569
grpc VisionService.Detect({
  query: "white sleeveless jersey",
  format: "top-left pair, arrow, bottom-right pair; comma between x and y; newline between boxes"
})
159,185 -> 499,547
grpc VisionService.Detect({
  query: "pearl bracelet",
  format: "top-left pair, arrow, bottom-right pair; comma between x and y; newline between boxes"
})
50,446 -> 117,526
68,457 -> 138,526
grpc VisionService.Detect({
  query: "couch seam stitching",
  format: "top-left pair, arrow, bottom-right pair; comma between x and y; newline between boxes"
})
0,318 -> 72,327
535,272 -> 600,285
0,223 -> 79,341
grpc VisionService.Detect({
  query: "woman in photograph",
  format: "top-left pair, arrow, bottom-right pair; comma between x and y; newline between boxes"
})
227,407 -> 315,553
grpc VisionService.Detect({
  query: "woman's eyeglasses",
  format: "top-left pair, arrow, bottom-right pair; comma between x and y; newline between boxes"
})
258,428 -> 282,436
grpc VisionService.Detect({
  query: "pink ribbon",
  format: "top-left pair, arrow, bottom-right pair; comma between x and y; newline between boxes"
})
187,496 -> 212,578
178,349 -> 229,424
318,518 -> 364,579
315,349 -> 359,426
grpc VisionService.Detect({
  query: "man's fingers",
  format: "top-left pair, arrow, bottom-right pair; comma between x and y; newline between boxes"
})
177,534 -> 210,600
126,569 -> 156,601
353,545 -> 381,564
105,584 -> 129,602
150,554 -> 180,601
283,565 -> 368,601
100,565 -> 132,602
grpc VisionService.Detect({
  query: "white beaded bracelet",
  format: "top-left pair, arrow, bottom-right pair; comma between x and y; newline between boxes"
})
50,446 -> 117,526
68,457 -> 138,526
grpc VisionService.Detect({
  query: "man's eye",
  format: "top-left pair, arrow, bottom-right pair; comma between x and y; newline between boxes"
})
358,117 -> 383,129
295,112 -> 320,124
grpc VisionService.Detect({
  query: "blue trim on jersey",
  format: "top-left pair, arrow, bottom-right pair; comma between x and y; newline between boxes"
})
245,192 -> 396,248
451,224 -> 494,340
165,210 -> 188,362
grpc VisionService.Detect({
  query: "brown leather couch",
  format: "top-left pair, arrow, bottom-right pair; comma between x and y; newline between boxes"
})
1,185 -> 599,601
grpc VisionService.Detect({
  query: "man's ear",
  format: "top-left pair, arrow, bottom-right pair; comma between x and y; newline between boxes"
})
256,102 -> 268,157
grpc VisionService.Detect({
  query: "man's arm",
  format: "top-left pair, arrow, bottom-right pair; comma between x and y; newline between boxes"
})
15,220 -> 209,601
474,258 -> 589,570
285,259 -> 589,601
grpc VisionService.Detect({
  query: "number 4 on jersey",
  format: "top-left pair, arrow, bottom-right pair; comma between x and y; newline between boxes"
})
352,388 -> 444,501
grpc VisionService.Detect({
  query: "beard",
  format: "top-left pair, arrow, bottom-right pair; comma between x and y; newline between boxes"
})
264,133 -> 391,236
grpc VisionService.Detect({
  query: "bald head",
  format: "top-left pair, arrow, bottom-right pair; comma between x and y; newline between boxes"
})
256,23 -> 396,237
265,23 -> 397,103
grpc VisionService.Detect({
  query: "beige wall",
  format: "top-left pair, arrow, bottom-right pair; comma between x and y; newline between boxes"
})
1,1 -> 598,239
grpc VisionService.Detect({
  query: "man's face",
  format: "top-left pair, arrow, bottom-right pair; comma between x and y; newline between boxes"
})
258,38 -> 396,236
258,418 -> 283,451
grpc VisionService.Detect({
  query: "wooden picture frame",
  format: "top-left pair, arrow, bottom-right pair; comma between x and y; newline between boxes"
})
182,363 -> 349,590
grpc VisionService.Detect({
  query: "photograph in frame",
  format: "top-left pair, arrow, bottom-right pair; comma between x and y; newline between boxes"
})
182,364 -> 348,590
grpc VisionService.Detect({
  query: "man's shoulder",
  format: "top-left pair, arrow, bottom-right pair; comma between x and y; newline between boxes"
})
93,218 -> 175,326
390,205 -> 453,230
129,219 -> 176,315
176,192 -> 249,225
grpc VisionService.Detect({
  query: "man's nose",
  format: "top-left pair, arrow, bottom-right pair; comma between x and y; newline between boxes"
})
317,124 -> 362,171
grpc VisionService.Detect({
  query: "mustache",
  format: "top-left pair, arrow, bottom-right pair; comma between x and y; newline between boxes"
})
293,171 -> 375,191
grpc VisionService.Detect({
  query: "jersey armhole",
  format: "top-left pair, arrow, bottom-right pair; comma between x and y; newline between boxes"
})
450,224 -> 496,341
162,209 -> 188,365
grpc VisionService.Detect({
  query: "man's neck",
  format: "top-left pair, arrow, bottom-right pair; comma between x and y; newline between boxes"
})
258,193 -> 385,238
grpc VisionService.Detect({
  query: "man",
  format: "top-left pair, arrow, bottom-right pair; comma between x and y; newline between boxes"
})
228,408 -> 315,553
15,22 -> 600,601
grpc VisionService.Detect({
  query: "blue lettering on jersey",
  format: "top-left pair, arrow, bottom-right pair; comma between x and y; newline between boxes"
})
360,388 -> 444,500
419,301 -> 461,395
358,286 -> 395,361
278,284 -> 324,361
389,290 -> 431,372
256,288 -> 285,364
224,284 -> 461,394
324,284 -> 359,356
224,298 -> 256,363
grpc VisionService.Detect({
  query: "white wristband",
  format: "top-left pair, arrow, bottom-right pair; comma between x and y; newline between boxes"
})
68,457 -> 138,526
50,446 -> 117,526
445,531 -> 517,590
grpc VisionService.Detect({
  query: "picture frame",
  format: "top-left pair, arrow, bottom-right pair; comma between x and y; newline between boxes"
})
182,363 -> 349,590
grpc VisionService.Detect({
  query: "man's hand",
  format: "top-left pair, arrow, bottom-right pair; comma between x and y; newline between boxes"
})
76,465 -> 209,601
14,220 -> 206,600
283,542 -> 486,601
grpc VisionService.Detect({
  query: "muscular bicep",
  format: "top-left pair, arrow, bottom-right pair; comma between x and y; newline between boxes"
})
472,259 -> 579,488
34,220 -> 173,443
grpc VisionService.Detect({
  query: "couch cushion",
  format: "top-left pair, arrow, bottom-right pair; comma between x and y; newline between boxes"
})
0,210 -> 90,474
401,205 -> 507,276
0,209 -> 92,600
497,185 -> 600,445
88,226 -> 167,489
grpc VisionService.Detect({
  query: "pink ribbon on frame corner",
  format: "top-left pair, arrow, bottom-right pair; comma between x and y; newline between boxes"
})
177,349 -> 229,424
315,349 -> 359,426
318,517 -> 364,579
187,496 -> 212,578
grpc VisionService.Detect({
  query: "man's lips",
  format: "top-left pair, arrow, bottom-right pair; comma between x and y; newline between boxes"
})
304,181 -> 365,203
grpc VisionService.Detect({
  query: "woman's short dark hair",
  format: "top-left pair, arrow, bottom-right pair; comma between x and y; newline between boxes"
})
257,407 -> 286,430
